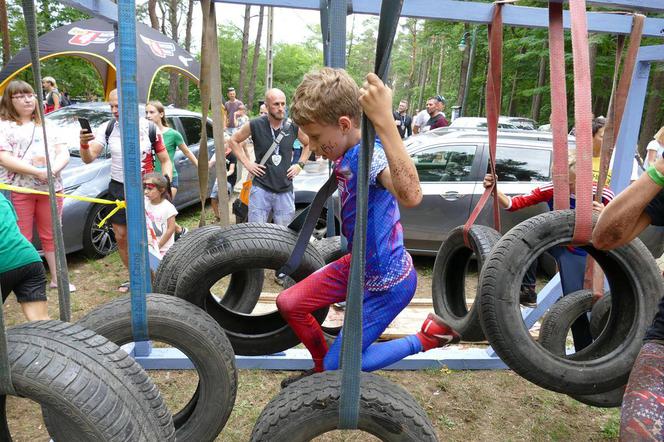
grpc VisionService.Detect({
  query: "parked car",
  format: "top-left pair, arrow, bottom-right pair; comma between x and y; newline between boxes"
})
449,116 -> 537,131
294,127 -> 664,258
32,103 -> 216,257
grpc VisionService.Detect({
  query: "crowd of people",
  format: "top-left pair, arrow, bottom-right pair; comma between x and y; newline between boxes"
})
392,94 -> 450,139
0,70 -> 661,438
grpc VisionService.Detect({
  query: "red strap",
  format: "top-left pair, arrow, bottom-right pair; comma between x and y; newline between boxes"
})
569,0 -> 594,245
548,2 -> 570,210
596,15 -> 644,201
463,3 -> 503,246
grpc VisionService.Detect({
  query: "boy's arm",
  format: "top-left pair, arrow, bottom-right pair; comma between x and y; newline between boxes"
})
482,173 -> 510,208
360,73 -> 422,208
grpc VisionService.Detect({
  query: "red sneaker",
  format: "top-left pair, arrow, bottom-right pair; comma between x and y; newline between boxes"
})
417,313 -> 461,351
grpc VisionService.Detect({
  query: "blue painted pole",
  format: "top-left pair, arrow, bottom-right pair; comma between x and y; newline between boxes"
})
611,58 -> 651,194
116,0 -> 150,342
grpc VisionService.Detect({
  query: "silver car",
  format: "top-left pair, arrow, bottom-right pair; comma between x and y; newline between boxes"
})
33,103 -> 216,257
294,127 -> 664,258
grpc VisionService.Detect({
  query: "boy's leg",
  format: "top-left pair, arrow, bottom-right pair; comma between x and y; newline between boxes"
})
323,268 -> 418,372
2,262 -> 50,321
276,254 -> 351,371
553,248 -> 593,351
620,341 -> 664,440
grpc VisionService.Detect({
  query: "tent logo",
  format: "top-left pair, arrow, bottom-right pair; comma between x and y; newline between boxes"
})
68,28 -> 114,46
140,35 -> 176,58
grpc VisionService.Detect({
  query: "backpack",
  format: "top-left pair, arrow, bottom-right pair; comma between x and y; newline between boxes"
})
105,119 -> 157,146
104,120 -> 159,169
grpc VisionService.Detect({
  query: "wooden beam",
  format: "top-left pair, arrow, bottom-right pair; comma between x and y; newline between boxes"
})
216,0 -> 664,38
60,0 -> 118,22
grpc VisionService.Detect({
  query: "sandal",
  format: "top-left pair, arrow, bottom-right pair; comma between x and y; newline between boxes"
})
118,281 -> 130,293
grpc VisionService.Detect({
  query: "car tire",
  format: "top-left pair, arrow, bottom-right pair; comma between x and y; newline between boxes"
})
538,290 -> 624,408
479,210 -> 662,395
174,223 -> 328,356
432,225 -> 501,342
75,294 -> 237,441
250,372 -> 438,442
15,320 -> 175,442
154,225 -> 263,313
590,292 -> 612,339
82,201 -> 117,258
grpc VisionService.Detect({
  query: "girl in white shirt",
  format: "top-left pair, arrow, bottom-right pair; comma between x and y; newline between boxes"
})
645,126 -> 664,167
143,173 -> 178,272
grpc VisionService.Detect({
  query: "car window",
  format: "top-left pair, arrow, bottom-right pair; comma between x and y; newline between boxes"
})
495,146 -> 551,182
179,117 -> 203,146
166,117 -> 177,129
411,145 -> 476,182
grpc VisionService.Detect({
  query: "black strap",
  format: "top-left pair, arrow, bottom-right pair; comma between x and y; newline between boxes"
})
105,119 -> 115,146
280,173 -> 337,275
338,0 -> 403,430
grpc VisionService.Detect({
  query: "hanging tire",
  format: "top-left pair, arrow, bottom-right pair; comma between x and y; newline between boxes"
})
174,223 -> 327,356
74,294 -> 237,442
250,371 -> 438,442
539,290 -> 624,408
479,210 -> 661,395
314,236 -> 347,264
7,320 -> 175,441
590,292 -> 612,339
154,225 -> 263,313
432,225 -> 501,342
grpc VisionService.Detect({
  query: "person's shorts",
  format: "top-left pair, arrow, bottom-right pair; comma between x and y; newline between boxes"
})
1,261 -> 47,304
248,185 -> 295,225
170,174 -> 179,189
108,180 -> 126,225
210,180 -> 232,199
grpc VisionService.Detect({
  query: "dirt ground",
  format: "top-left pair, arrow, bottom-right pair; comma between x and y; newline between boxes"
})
2,205 -> 621,441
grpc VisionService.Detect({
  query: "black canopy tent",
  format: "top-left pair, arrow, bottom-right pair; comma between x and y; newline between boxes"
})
0,17 -> 200,101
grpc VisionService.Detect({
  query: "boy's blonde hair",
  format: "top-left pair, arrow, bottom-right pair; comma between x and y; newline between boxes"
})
290,67 -> 361,127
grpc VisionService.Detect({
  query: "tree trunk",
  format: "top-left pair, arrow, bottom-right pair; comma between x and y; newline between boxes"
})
178,0 -> 194,108
405,19 -> 418,107
148,0 -> 159,30
638,70 -> 664,156
588,35 -> 598,82
238,5 -> 251,102
0,0 -> 10,65
436,36 -> 445,96
167,0 -> 179,104
247,6 -> 264,112
159,1 -> 167,35
531,54 -> 547,123
346,14 -> 355,61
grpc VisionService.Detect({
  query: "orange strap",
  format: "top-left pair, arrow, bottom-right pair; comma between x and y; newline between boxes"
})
463,3 -> 503,246
568,0 -> 594,245
596,14 -> 644,201
548,2 -> 570,210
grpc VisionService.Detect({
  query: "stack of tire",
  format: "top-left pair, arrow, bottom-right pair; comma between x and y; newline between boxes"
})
3,320 -> 175,441
153,223 -> 330,356
476,211 -> 661,406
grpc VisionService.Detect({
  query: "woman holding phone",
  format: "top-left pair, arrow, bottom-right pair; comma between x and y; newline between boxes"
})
0,80 -> 74,291
145,100 -> 198,238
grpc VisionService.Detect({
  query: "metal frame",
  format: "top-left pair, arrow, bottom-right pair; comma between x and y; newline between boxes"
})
59,0 -> 664,370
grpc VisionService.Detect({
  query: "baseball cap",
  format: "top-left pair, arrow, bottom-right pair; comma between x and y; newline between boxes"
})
435,95 -> 446,104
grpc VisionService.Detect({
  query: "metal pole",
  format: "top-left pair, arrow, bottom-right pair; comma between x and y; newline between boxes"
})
265,6 -> 274,90
461,27 -> 477,117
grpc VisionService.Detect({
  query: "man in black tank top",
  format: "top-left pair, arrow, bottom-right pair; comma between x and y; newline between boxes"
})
229,88 -> 310,225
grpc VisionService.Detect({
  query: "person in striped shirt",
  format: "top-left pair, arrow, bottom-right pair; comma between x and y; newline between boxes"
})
483,152 -> 613,351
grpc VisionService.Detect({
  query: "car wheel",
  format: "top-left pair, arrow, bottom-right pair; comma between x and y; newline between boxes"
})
82,202 -> 118,258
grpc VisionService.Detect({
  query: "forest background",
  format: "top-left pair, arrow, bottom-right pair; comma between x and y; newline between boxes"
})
1,0 -> 663,154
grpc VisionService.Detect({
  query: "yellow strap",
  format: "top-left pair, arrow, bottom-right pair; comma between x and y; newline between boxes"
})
0,183 -> 126,227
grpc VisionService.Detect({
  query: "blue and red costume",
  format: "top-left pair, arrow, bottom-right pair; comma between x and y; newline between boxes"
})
277,140 -> 426,372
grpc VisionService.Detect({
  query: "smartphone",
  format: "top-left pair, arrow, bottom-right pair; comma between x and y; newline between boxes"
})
78,117 -> 92,133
